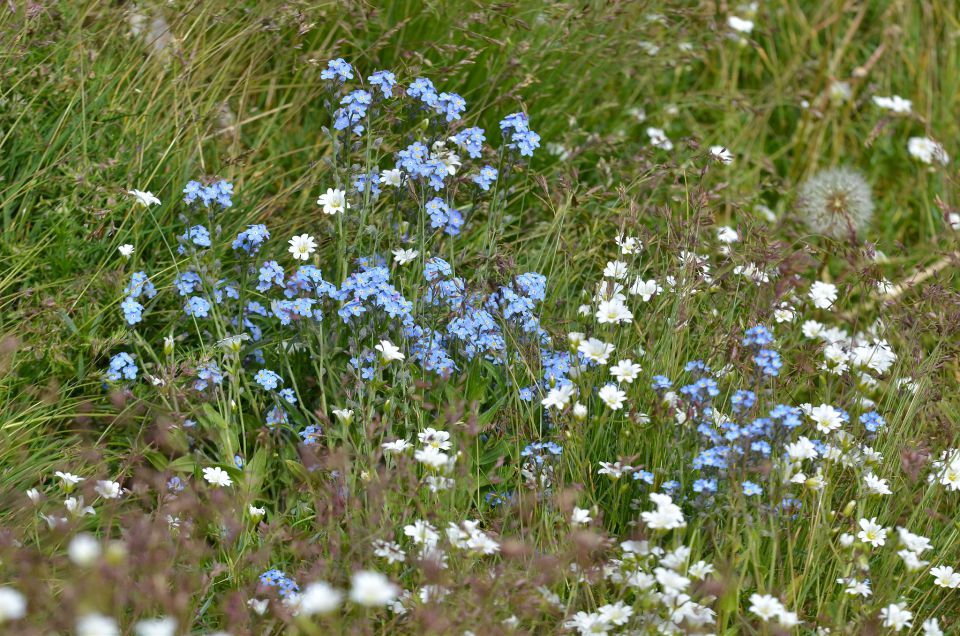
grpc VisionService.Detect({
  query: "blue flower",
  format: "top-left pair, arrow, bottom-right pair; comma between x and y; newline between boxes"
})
860,411 -> 886,432
195,361 -> 224,391
121,296 -> 144,325
521,441 -> 563,465
368,70 -> 396,98
175,271 -> 203,296
266,406 -> 288,429
254,369 -> 282,391
437,92 -> 466,122
334,89 -> 372,134
452,127 -> 485,158
499,112 -> 540,157
183,180 -> 232,209
167,476 -> 185,493
257,261 -> 285,292
233,224 -> 270,254
279,388 -> 297,405
259,569 -> 300,598
184,296 -> 212,318
106,352 -> 138,382
731,389 -> 756,413
634,470 -> 655,484
321,58 -> 353,82
424,197 -> 463,236
693,478 -> 717,493
179,225 -> 211,252
472,165 -> 498,191
754,349 -> 782,376
124,272 -> 157,299
742,481 -> 763,496
407,77 -> 438,107
299,425 -> 322,445
743,325 -> 774,347
651,375 -> 672,391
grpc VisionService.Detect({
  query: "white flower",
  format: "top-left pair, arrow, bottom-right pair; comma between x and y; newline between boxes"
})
748,594 -> 784,621
908,137 -> 949,165
610,359 -> 641,384
566,611 -> 612,635
598,601 -> 632,626
248,505 -> 265,518
418,428 -> 451,450
375,339 -> 404,363
0,587 -> 26,623
392,248 -> 418,265
598,461 -> 632,478
287,234 -> 317,261
573,402 -> 588,420
77,613 -> 120,636
640,492 -> 686,530
809,281 -> 838,309
380,168 -> 404,187
247,599 -> 269,615
578,338 -> 614,365
930,565 -> 960,588
603,260 -> 629,280
598,384 -> 626,410
317,188 -> 350,215
381,439 -> 412,453
802,319 -> 825,338
202,466 -> 232,487
332,408 -> 354,425
646,127 -> 673,150
414,446 -> 449,470
595,299 -> 633,324
879,602 -> 913,632
857,517 -> 887,547
134,617 -> 177,636
809,403 -> 844,434
95,480 -> 122,499
300,581 -> 344,615
838,577 -> 871,597
118,244 -> 135,259
863,472 -> 891,495
872,95 -> 912,114
372,540 -> 406,564
68,533 -> 102,566
571,507 -> 592,526
896,527 -> 932,553
55,471 -> 84,487
923,618 -> 944,636
716,225 -> 738,243
128,189 -> 161,207
349,570 -> 400,607
688,560 -> 714,579
654,567 -> 690,593
710,146 -> 734,164
773,305 -> 795,323
629,278 -> 662,301
727,15 -> 754,33
541,383 -> 576,410
615,234 -> 641,254
785,436 -> 818,461
897,549 -> 928,572
65,496 -> 95,517
404,519 -> 440,547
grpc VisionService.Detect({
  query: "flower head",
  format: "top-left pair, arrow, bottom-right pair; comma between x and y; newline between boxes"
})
796,168 -> 874,239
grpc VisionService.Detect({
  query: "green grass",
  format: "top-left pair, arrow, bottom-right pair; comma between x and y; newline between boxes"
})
2,1 -> 960,633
